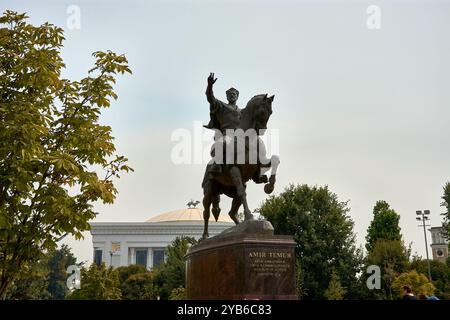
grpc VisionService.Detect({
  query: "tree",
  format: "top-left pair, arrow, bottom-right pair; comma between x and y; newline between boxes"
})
68,263 -> 121,300
324,271 -> 346,300
259,184 -> 363,300
153,236 -> 197,299
121,272 -> 156,300
365,239 -> 410,299
391,270 -> 436,299
116,264 -> 154,300
169,287 -> 186,300
4,244 -> 77,299
47,244 -> 77,299
0,11 -> 132,298
5,254 -> 51,299
365,200 -> 402,252
410,257 -> 450,299
116,264 -> 147,286
441,182 -> 450,243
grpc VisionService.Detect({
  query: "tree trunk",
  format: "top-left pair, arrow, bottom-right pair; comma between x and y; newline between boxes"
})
0,278 -> 10,300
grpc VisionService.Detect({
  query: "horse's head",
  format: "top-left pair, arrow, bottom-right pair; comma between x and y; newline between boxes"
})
240,94 -> 274,133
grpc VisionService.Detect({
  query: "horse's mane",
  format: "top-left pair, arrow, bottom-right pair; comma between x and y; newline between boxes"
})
246,94 -> 267,108
239,94 -> 271,130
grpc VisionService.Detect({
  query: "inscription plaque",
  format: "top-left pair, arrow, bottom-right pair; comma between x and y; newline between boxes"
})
247,249 -> 292,277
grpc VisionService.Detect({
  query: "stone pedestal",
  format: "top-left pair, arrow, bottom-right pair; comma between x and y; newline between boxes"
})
185,220 -> 297,300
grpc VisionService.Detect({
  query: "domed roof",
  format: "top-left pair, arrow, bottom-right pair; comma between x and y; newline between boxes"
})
146,207 -> 234,223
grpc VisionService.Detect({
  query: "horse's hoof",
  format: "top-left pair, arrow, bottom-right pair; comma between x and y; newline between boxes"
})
229,212 -> 239,225
212,207 -> 221,221
269,175 -> 276,184
244,213 -> 254,221
264,183 -> 274,194
201,233 -> 209,241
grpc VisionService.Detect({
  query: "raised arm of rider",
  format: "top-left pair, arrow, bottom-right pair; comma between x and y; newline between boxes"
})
206,73 -> 220,112
206,82 -> 215,104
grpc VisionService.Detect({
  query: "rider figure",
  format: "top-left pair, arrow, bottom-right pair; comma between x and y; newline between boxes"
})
203,73 -> 269,185
204,73 -> 241,176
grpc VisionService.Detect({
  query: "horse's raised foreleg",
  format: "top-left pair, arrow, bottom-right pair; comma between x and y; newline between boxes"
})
257,137 -> 280,194
264,155 -> 280,194
202,194 -> 212,239
229,166 -> 253,221
228,197 -> 242,225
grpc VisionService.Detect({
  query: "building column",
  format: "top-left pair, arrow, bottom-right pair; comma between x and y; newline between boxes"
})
130,248 -> 135,265
148,248 -> 153,270
120,241 -> 128,266
107,241 -> 113,267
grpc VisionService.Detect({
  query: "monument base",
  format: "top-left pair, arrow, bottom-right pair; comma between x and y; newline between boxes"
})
185,220 -> 297,300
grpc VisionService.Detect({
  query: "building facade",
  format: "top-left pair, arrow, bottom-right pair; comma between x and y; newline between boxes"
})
429,226 -> 449,263
90,207 -> 234,270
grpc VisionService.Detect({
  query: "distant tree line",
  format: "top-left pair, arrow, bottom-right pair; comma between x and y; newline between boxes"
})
259,184 -> 450,300
68,236 -> 196,300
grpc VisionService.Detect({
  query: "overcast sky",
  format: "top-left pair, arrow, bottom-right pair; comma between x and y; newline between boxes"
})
2,0 -> 450,263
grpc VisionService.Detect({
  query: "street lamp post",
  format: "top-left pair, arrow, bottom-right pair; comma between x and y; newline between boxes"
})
109,250 -> 113,268
416,210 -> 432,281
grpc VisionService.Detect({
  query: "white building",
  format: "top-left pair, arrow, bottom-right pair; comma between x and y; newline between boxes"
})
429,226 -> 449,263
90,207 -> 234,270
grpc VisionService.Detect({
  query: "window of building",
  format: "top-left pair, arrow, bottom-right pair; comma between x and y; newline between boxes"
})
136,249 -> 148,268
153,249 -> 165,268
94,249 -> 103,266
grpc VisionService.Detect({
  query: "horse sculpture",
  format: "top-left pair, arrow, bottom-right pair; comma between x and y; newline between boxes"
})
201,94 -> 280,239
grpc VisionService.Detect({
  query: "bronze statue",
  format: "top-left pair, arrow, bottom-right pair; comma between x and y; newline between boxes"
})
201,73 -> 280,239
204,73 -> 241,132
203,73 -> 241,177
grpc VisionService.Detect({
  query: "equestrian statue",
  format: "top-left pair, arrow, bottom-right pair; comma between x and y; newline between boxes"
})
201,73 -> 280,239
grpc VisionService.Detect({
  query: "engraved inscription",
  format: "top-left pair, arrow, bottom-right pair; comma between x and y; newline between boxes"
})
247,249 -> 292,277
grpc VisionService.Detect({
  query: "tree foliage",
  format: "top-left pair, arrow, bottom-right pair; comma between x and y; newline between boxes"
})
260,184 -> 363,300
116,264 -> 155,300
68,263 -> 121,300
4,244 -> 77,299
365,200 -> 402,252
169,287 -> 186,300
0,11 -> 132,298
116,264 -> 147,286
153,236 -> 197,299
365,239 -> 410,299
121,272 -> 156,300
47,244 -> 77,299
391,270 -> 436,299
324,271 -> 346,300
5,254 -> 50,299
410,257 -> 450,299
441,182 -> 450,243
